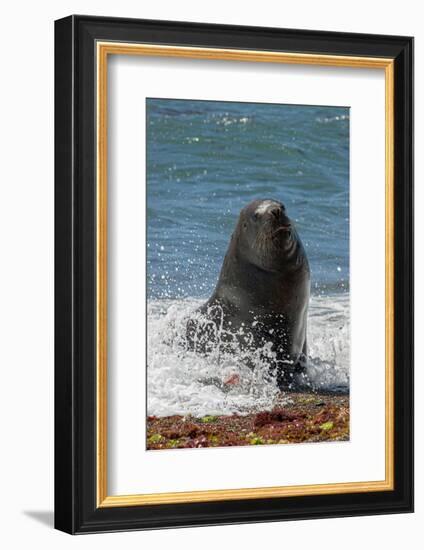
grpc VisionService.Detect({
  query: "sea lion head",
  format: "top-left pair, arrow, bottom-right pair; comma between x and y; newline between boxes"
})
235,199 -> 297,271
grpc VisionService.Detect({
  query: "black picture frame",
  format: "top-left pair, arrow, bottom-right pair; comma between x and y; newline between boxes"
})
55,14 -> 414,534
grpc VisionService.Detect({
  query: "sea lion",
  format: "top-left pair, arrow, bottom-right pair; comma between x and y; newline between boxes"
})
186,199 -> 310,390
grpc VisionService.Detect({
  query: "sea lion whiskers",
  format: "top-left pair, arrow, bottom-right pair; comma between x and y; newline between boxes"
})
252,216 -> 294,269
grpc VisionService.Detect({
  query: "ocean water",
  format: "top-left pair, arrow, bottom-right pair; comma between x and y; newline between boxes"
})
146,99 -> 350,417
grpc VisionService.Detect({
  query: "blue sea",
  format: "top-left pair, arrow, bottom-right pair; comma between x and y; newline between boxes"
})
146,99 -> 350,417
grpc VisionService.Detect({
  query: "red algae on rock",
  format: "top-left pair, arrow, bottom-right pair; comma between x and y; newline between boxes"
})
146,392 -> 349,450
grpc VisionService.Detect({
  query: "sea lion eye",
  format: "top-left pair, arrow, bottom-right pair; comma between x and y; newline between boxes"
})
243,222 -> 248,229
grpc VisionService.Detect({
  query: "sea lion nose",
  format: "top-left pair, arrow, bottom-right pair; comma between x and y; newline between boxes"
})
269,206 -> 282,220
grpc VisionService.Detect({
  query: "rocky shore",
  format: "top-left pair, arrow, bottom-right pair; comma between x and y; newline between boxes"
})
147,392 -> 349,450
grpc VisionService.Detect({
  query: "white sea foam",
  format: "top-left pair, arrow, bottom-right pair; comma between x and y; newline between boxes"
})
214,114 -> 251,126
315,114 -> 350,124
147,294 -> 350,417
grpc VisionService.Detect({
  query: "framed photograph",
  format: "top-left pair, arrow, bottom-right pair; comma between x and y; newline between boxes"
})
54,15 -> 413,534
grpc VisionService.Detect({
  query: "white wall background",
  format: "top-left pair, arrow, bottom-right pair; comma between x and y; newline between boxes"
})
0,1 -> 420,548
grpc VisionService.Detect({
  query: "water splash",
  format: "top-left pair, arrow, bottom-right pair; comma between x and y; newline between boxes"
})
306,295 -> 350,392
147,294 -> 350,417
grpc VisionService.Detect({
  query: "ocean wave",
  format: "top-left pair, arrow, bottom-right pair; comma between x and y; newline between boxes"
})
147,294 -> 350,417
214,115 -> 251,126
315,114 -> 350,124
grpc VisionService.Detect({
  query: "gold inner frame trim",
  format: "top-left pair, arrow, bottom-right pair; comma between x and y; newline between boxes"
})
96,41 -> 395,508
